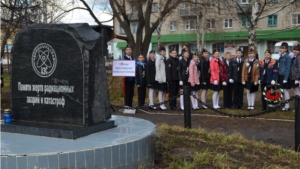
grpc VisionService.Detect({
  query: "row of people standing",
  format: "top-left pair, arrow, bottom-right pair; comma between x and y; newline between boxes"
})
122,42 -> 300,111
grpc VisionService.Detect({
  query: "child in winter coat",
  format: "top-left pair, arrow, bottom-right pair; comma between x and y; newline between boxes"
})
155,46 -> 168,110
258,49 -> 278,110
210,49 -> 226,109
188,53 -> 201,110
277,42 -> 292,111
291,44 -> 300,96
146,50 -> 157,110
135,53 -> 147,107
178,49 -> 190,110
242,48 -> 260,110
166,48 -> 179,110
198,48 -> 210,109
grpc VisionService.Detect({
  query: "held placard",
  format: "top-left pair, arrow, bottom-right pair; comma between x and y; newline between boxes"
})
112,60 -> 136,77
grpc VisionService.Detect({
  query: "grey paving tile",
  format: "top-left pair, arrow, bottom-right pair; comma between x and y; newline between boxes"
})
48,154 -> 58,169
75,151 -> 85,169
102,146 -> 111,169
6,156 -> 16,169
126,142 -> 133,165
59,153 -> 69,169
94,148 -> 104,169
27,156 -> 38,169
37,155 -> 48,169
85,150 -> 95,169
112,145 -> 120,168
140,138 -> 147,161
133,140 -> 139,162
119,143 -> 127,166
16,156 -> 27,169
1,157 -> 7,169
68,152 -> 76,169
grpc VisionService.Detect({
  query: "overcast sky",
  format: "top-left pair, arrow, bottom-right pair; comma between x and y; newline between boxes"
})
60,0 -> 113,26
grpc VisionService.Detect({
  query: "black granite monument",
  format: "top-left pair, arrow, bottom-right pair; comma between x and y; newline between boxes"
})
1,23 -> 115,139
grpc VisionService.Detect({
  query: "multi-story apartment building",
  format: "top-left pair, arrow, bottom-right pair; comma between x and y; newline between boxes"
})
113,0 -> 300,59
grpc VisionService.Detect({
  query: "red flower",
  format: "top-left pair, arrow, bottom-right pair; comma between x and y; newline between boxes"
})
266,90 -> 281,101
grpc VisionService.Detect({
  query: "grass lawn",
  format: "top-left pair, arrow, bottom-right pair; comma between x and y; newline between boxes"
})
154,124 -> 300,169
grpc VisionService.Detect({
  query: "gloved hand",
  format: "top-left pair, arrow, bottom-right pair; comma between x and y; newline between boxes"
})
258,80 -> 261,84
283,80 -> 287,84
295,80 -> 299,85
179,81 -> 183,86
246,63 -> 250,67
254,82 -> 258,86
222,82 -> 227,86
229,79 -> 234,84
214,80 -> 218,85
202,82 -> 206,85
242,81 -> 246,85
271,80 -> 276,85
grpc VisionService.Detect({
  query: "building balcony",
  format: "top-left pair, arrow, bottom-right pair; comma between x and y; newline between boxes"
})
236,4 -> 252,14
179,7 -> 198,17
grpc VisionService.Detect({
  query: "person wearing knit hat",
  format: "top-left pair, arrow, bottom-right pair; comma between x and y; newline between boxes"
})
277,42 -> 292,111
258,49 -> 278,111
229,48 -> 244,109
198,48 -> 210,109
146,50 -> 157,110
166,48 -> 180,110
155,45 -> 168,110
122,44 -> 135,107
241,48 -> 260,110
178,49 -> 190,110
291,43 -> 300,96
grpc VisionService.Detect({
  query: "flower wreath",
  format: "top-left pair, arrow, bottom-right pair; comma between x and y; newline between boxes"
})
262,83 -> 283,104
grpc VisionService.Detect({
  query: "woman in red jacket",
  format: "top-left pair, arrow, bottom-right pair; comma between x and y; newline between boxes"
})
210,50 -> 226,109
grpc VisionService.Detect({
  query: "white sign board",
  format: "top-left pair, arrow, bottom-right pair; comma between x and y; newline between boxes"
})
112,60 -> 136,77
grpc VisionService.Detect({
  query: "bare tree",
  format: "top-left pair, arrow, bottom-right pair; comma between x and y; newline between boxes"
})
220,0 -> 299,50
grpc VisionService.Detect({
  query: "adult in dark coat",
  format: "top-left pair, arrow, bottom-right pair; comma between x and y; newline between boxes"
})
122,45 -> 135,107
166,48 -> 179,110
146,50 -> 157,110
229,48 -> 244,109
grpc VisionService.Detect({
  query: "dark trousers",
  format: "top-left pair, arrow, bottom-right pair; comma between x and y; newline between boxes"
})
138,86 -> 146,107
125,80 -> 135,107
223,83 -> 233,108
233,82 -> 244,108
169,80 -> 179,108
261,83 -> 268,109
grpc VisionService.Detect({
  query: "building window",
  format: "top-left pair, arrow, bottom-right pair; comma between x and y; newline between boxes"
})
119,25 -> 125,34
212,43 -> 225,54
151,3 -> 158,13
188,44 -> 198,54
131,23 -> 138,34
267,15 -> 277,27
239,0 -> 249,4
241,16 -> 250,27
224,0 -> 233,6
206,19 -> 215,29
186,20 -> 196,30
132,5 -> 138,13
150,23 -> 157,33
224,19 -> 232,28
292,13 -> 300,25
169,21 -> 177,31
267,0 -> 278,3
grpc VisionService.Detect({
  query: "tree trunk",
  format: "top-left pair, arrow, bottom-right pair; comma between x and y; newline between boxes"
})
157,0 -> 162,47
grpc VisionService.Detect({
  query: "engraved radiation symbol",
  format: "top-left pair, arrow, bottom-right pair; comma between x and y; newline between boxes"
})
32,43 -> 57,78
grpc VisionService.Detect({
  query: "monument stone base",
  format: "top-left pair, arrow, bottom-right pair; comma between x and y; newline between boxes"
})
1,120 -> 116,139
